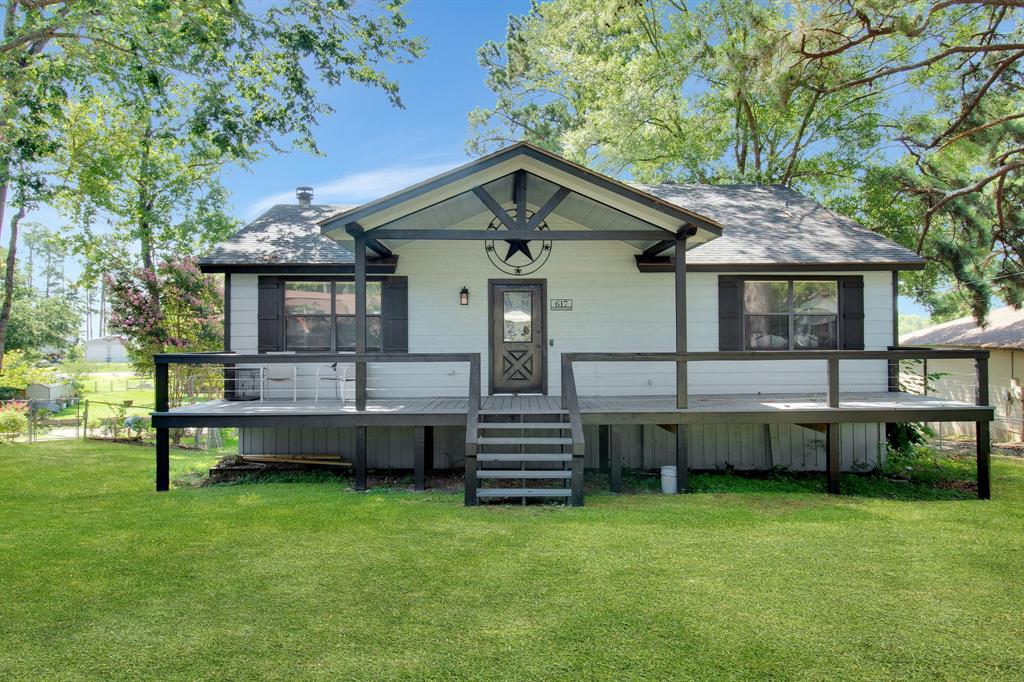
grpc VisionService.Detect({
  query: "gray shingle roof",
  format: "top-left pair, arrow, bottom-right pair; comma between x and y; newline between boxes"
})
900,306 -> 1024,350
198,204 -> 354,268
635,183 -> 925,268
203,184 -> 924,269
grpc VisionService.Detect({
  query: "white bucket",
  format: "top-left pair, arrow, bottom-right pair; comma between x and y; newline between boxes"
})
661,465 -> 678,494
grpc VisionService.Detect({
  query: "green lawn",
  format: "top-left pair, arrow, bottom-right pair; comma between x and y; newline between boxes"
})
1,442 -> 1022,680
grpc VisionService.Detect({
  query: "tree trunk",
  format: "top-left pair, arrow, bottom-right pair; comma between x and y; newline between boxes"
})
0,204 -> 25,371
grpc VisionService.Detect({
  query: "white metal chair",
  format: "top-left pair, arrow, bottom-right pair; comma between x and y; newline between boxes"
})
315,362 -> 354,403
261,353 -> 297,401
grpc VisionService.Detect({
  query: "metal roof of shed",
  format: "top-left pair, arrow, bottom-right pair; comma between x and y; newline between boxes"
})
900,306 -> 1024,351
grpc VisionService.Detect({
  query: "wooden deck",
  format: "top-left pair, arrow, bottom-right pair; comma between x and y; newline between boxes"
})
153,391 -> 992,428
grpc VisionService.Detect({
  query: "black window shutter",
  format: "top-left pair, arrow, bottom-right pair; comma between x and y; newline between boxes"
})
257,276 -> 283,352
382,276 -> 408,353
718,277 -> 744,351
840,277 -> 865,350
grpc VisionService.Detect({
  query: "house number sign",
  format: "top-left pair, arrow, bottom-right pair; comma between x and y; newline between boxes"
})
550,298 -> 573,311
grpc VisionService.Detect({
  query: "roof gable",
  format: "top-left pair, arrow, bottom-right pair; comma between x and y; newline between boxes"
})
319,142 -> 724,242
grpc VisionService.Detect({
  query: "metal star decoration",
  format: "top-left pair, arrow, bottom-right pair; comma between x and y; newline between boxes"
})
503,238 -> 534,261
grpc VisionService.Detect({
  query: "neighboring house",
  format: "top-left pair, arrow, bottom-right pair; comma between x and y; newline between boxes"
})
26,381 -> 75,412
901,306 -> 1023,442
152,143 -> 993,503
85,335 -> 129,363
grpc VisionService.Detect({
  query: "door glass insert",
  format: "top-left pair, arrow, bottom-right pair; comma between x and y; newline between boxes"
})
503,291 -> 532,342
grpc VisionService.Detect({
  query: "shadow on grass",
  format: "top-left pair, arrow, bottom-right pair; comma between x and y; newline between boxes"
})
590,455 -> 978,502
192,456 -> 979,503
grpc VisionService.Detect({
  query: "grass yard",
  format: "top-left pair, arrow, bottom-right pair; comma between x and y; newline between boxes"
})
1,442 -> 1022,680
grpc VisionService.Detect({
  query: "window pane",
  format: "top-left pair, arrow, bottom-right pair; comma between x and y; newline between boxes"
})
794,315 -> 838,349
746,315 -> 790,350
335,282 -> 382,315
336,316 -> 382,350
284,281 -> 331,314
285,316 -> 331,350
503,292 -> 532,342
744,281 -> 789,314
794,281 -> 837,314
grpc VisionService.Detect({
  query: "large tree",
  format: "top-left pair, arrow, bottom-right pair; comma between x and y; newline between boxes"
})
787,0 -> 1023,319
471,0 -> 1023,321
0,0 -> 424,368
469,0 -> 884,195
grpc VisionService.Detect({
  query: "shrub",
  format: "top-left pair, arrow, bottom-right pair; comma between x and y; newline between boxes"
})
0,409 -> 28,442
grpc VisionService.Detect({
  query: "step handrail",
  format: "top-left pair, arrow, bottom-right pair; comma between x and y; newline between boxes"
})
560,356 -> 586,505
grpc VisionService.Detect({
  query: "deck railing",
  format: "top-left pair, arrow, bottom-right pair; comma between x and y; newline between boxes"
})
561,347 -> 992,498
152,351 -> 482,492
560,348 -> 991,409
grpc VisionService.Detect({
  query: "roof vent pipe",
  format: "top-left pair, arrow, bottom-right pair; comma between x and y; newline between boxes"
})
296,186 -> 314,206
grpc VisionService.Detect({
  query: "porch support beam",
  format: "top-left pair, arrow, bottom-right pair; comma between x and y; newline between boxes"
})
414,425 -> 433,491
514,170 -> 527,230
826,423 -> 840,494
354,425 -> 367,491
676,425 -> 689,493
643,240 -> 674,256
367,228 -> 674,242
977,354 -> 991,499
472,186 -> 518,232
155,361 -> 169,492
675,227 -> 688,410
347,224 -> 368,411
526,187 -> 570,231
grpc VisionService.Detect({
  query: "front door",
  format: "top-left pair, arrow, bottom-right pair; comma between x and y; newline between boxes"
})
490,281 -> 546,394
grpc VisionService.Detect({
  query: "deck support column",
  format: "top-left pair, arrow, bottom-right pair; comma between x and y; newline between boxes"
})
354,425 -> 367,491
571,455 -> 584,506
414,425 -> 433,491
826,423 -> 840,494
348,224 -> 368,411
976,355 -> 991,499
598,424 -> 610,473
465,454 -> 478,506
155,361 -> 169,492
675,228 -> 688,409
676,424 -> 689,493
977,421 -> 990,500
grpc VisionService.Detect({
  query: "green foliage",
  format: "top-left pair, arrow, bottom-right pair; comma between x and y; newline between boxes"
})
0,350 -> 55,391
0,250 -> 81,356
0,408 -> 27,442
470,0 -> 883,195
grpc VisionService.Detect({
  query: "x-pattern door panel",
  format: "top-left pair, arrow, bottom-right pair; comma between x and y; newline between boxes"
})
491,282 -> 545,394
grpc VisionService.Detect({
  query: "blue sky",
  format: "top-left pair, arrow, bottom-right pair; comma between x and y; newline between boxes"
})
229,0 -> 533,220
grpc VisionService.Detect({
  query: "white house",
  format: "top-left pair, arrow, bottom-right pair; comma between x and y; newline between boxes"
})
85,335 -> 128,363
901,306 -> 1023,442
151,143 -> 993,504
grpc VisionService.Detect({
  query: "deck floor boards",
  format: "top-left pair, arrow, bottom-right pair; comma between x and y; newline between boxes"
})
158,391 -> 991,428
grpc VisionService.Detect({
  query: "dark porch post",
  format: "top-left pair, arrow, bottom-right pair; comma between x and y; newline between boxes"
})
675,227 -> 688,409
977,354 -> 991,499
675,227 -> 689,492
155,361 -> 169,492
826,423 -> 840,494
347,224 -> 368,411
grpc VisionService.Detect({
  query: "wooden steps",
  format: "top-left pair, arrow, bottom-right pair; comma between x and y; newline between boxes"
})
476,436 -> 573,446
477,470 -> 572,479
477,452 -> 572,462
477,488 -> 572,498
469,406 -> 581,506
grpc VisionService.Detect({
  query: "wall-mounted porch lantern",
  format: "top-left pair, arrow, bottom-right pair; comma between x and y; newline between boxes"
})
460,286 -> 470,306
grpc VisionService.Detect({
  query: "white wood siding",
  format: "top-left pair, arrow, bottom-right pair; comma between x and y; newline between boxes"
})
903,349 -> 1022,442
229,241 -> 894,399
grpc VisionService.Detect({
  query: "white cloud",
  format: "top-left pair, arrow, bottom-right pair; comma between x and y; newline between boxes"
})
244,159 -> 461,219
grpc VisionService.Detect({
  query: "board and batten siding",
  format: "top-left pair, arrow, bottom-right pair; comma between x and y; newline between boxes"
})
239,422 -> 883,472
